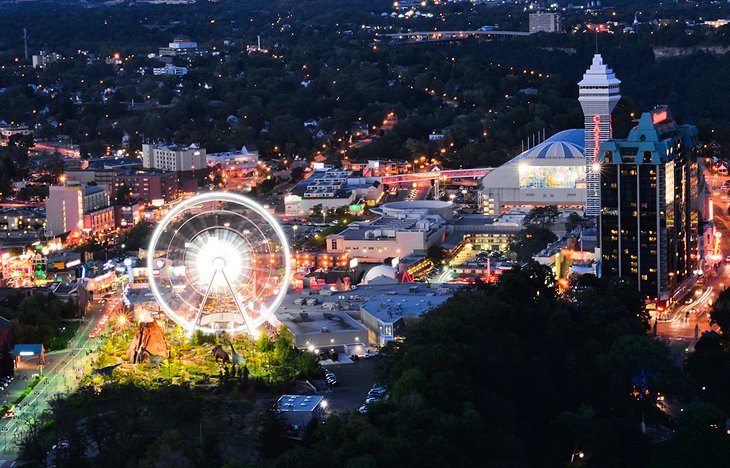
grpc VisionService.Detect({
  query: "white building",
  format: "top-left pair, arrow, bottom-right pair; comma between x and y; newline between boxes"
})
207,145 -> 259,172
45,184 -> 112,235
31,51 -> 61,69
326,201 -> 452,261
152,64 -> 188,76
529,12 -> 563,33
480,130 -> 587,214
0,123 -> 32,140
142,143 -> 206,173
284,169 -> 383,216
578,54 -> 621,217
159,35 -> 203,57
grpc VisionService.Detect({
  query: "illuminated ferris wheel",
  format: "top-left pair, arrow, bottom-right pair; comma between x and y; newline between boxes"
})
147,192 -> 291,336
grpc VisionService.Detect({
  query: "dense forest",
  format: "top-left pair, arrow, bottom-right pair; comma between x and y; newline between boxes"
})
1,0 -> 730,167
266,265 -> 730,467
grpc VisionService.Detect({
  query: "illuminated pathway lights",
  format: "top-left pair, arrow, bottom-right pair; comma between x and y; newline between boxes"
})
147,192 -> 291,336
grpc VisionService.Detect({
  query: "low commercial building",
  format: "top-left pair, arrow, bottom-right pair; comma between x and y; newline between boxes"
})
341,159 -> 410,177
284,168 -> 383,216
84,206 -> 115,233
152,64 -> 188,76
113,203 -> 143,228
159,35 -> 204,57
278,282 -> 458,349
529,12 -> 563,33
0,123 -> 32,141
207,146 -> 259,173
359,284 -> 455,345
276,290 -> 368,353
276,395 -> 325,430
443,213 -> 522,254
0,208 -> 45,232
327,201 -> 452,262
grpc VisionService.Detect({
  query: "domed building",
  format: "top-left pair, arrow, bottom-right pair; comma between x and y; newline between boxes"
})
362,265 -> 398,285
480,129 -> 587,214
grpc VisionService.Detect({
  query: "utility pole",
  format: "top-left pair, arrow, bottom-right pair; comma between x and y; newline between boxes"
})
23,28 -> 28,61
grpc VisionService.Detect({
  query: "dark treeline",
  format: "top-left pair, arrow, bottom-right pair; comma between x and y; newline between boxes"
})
265,265 -> 730,467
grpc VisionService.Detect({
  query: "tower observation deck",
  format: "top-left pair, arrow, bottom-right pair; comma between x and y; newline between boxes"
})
578,54 -> 621,217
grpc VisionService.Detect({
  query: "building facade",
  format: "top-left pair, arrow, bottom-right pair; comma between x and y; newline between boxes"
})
112,171 -> 180,203
45,184 -> 111,235
528,13 -> 563,33
142,143 -> 206,173
599,107 -> 701,301
206,145 -> 259,172
578,54 -> 621,217
285,168 -> 383,216
152,64 -> 188,76
159,35 -> 204,57
480,129 -> 587,214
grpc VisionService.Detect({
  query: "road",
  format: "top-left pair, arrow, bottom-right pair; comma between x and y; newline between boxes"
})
0,298 -> 110,463
655,160 -> 730,347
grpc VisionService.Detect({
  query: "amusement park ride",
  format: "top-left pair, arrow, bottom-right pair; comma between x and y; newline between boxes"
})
147,192 -> 291,336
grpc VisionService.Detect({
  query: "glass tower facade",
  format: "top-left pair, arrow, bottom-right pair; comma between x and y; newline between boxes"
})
599,107 -> 701,301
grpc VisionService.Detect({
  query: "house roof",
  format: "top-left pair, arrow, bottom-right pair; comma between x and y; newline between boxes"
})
13,344 -> 44,355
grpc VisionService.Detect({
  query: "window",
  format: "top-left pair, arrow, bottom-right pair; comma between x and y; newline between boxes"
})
330,239 -> 338,249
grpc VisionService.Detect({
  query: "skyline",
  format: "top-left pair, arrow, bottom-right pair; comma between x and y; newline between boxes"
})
0,0 -> 729,466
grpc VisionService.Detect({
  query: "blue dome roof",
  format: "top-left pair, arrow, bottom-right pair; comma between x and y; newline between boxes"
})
509,129 -> 585,163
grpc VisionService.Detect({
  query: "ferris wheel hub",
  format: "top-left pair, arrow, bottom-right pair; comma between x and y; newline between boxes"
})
212,257 -> 226,271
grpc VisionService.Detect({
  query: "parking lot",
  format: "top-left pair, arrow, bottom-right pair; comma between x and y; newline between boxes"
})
322,358 -> 378,414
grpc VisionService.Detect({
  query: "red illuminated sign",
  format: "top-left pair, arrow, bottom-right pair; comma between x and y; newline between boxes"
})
652,110 -> 668,125
592,115 -> 601,158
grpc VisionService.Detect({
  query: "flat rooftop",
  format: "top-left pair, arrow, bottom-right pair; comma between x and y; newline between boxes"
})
277,309 -> 365,336
362,288 -> 454,323
276,394 -> 323,413
333,214 -> 445,240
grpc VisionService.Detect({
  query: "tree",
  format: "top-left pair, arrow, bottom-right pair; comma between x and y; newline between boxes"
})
509,225 -> 557,261
565,212 -> 584,232
123,221 -> 155,252
426,244 -> 445,266
669,403 -> 730,466
290,166 -> 305,183
710,287 -> 730,340
523,205 -> 559,227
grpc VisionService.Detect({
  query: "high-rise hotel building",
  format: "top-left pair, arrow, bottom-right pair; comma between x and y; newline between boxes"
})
598,107 -> 701,301
578,54 -> 622,218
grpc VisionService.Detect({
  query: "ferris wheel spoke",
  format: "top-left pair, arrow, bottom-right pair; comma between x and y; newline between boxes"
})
220,268 -> 257,333
191,269 -> 217,336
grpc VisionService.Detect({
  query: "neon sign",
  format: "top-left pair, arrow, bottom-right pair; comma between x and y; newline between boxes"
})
592,115 -> 601,158
652,110 -> 668,125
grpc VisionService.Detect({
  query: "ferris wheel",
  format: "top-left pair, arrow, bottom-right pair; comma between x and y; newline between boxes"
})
147,192 -> 291,336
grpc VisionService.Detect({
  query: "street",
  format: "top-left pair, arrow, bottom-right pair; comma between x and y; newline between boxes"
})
655,160 -> 730,349
0,298 -> 109,464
